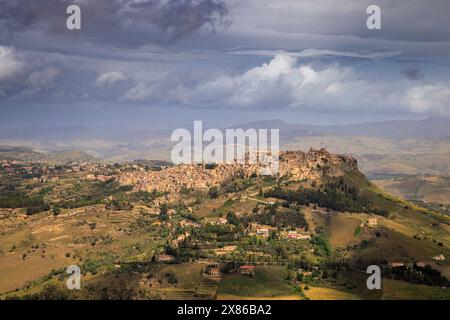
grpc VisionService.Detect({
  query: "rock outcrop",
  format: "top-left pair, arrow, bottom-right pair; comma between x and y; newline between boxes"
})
279,148 -> 358,181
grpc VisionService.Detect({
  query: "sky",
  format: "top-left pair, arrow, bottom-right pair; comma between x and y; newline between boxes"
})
1,0 -> 450,129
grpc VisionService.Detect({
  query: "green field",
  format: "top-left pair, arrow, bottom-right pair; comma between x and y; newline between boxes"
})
381,279 -> 450,300
217,266 -> 294,298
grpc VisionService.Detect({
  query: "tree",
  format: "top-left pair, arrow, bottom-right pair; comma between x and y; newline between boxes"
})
159,204 -> 169,221
52,206 -> 61,216
160,203 -> 168,215
226,212 -> 239,226
269,230 -> 278,241
277,244 -> 288,259
208,187 -> 219,199
205,163 -> 218,170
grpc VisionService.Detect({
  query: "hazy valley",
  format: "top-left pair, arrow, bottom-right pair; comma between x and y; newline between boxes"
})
2,117 -> 450,177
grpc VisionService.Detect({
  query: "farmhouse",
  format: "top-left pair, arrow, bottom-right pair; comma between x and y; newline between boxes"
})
217,217 -> 228,225
171,232 -> 190,247
298,269 -> 313,277
256,228 -> 269,237
287,231 -> 298,239
433,254 -> 446,261
180,219 -> 201,228
367,218 -> 378,227
206,266 -> 221,276
389,262 -> 405,267
214,245 -> 237,256
238,265 -> 255,276
416,261 -> 426,268
205,263 -> 221,276
155,254 -> 175,263
286,231 -> 311,240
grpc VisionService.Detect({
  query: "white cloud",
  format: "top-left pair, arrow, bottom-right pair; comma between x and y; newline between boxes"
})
182,55 -> 375,110
228,49 -> 402,60
96,71 -> 128,86
26,67 -> 59,88
181,55 -> 297,108
0,46 -> 23,81
124,82 -> 155,100
402,84 -> 450,114
180,54 -> 450,115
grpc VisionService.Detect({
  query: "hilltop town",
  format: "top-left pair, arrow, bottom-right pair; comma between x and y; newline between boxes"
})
117,149 -> 358,198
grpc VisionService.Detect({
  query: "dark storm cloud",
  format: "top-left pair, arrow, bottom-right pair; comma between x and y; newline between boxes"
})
2,0 -> 450,122
222,0 -> 450,58
0,49 -> 96,102
402,67 -> 424,81
0,0 -> 230,46
358,0 -> 450,42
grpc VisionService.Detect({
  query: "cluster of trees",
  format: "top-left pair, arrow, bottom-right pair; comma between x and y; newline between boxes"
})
310,235 -> 331,256
105,197 -> 133,211
164,272 -> 178,284
7,280 -> 140,300
220,176 -> 255,194
191,223 -> 243,242
87,178 -> 133,197
25,199 -> 51,215
226,212 -> 240,226
157,244 -> 207,264
244,205 -> 308,230
0,178 -> 140,214
385,264 -> 449,287
265,184 -> 389,217
128,189 -> 167,203
61,179 -> 133,209
0,193 -> 47,209
60,197 -> 102,209
0,190 -> 51,215
207,174 -> 258,199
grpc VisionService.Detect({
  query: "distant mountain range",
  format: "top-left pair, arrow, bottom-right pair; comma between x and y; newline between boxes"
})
232,117 -> 450,140
1,117 -> 449,144
1,117 -> 449,142
0,146 -> 99,163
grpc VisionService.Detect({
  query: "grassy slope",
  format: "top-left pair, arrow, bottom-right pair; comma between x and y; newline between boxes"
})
217,266 -> 294,298
303,286 -> 360,300
340,270 -> 450,300
344,171 -> 449,242
373,175 -> 450,204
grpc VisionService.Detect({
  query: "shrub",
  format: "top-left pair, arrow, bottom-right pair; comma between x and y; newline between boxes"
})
208,187 -> 219,199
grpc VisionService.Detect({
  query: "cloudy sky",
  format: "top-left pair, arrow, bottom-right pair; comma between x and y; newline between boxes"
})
1,0 -> 450,129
